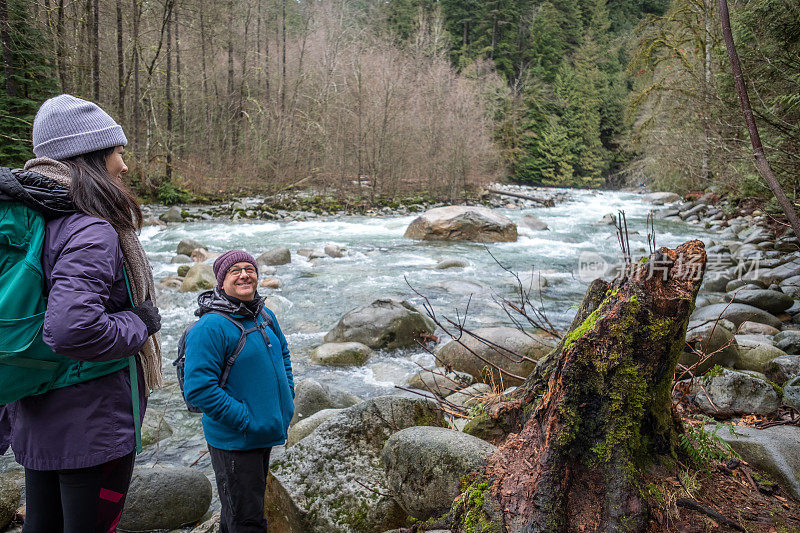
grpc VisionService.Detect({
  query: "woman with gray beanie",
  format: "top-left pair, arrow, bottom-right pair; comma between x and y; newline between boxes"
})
0,94 -> 162,532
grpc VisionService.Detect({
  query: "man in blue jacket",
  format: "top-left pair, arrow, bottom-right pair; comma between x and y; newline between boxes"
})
183,250 -> 294,533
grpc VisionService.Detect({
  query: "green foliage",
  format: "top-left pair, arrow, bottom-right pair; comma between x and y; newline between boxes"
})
678,416 -> 740,472
157,181 -> 193,205
0,0 -> 58,167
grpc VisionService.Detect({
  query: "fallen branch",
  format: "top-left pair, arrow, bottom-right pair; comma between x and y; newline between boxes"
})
676,498 -> 745,531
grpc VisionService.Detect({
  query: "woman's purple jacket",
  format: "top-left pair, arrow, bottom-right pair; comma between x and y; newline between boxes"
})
0,213 -> 148,470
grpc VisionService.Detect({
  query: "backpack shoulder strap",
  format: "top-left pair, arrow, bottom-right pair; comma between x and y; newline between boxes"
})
204,311 -> 248,388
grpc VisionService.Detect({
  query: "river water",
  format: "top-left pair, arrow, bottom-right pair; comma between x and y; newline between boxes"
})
0,188 -> 716,512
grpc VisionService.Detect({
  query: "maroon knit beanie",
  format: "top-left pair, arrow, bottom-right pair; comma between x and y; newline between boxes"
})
213,250 -> 258,289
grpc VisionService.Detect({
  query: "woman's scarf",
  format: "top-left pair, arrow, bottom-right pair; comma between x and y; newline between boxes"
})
24,157 -> 163,393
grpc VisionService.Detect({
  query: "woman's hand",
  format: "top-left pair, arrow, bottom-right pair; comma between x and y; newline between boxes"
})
130,300 -> 162,336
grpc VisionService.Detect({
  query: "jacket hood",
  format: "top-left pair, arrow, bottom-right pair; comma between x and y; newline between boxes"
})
196,287 -> 264,318
0,166 -> 75,219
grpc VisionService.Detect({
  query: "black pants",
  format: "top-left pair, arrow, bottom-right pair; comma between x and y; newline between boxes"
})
23,451 -> 136,533
209,445 -> 272,533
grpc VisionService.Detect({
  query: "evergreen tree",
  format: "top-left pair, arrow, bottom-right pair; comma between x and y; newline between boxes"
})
0,0 -> 57,167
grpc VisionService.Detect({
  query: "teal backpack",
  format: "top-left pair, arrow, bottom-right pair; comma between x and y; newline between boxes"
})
0,200 -> 142,451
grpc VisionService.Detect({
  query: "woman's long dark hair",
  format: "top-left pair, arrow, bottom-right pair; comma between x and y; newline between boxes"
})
64,147 -> 143,232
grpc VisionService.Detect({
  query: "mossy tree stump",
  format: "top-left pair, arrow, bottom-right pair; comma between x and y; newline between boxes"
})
455,240 -> 706,532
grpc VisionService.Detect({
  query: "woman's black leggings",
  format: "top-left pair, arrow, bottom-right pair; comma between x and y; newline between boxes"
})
22,451 -> 136,533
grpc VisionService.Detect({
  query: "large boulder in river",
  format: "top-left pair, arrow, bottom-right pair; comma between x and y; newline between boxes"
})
0,473 -> 20,531
710,425 -> 800,499
179,263 -> 216,292
436,327 -> 556,386
690,303 -> 782,329
265,396 -> 445,533
291,378 -> 360,426
403,206 -> 517,242
310,342 -> 372,366
324,299 -> 435,350
381,426 -> 496,520
518,214 -> 549,231
287,408 -> 343,447
258,247 -> 292,266
176,238 -> 205,256
119,466 -> 212,531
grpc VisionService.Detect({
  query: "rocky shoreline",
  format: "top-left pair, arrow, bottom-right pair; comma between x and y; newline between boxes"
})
141,183 -> 570,225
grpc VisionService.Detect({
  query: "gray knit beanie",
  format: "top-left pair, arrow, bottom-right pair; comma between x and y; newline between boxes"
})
32,94 -> 128,160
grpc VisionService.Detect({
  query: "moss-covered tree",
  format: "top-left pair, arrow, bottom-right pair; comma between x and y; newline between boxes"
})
441,240 -> 706,532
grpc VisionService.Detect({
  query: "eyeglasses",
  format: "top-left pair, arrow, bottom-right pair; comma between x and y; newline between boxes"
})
227,266 -> 257,277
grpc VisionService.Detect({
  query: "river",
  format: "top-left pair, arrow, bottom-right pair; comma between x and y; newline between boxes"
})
0,188 -> 716,517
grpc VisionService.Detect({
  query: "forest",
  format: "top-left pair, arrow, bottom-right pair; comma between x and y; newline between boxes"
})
0,0 -> 797,203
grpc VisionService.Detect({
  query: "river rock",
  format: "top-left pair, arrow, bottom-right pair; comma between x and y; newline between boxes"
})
265,396 -> 445,533
141,409 -> 173,447
710,425 -> 800,499
735,343 -> 786,373
180,263 -> 216,292
785,376 -> 800,410
311,342 -> 372,366
171,254 -> 192,264
177,264 -> 191,277
436,327 -> 556,386
643,192 -> 681,205
444,383 -> 493,408
403,206 -> 517,242
190,513 -> 221,533
260,277 -> 281,289
119,466 -> 212,531
690,303 -> 782,329
779,275 -> 800,298
324,244 -> 345,258
597,213 -> 616,225
738,321 -> 779,336
287,408 -> 343,447
291,378 -> 360,425
176,238 -> 205,256
160,275 -> 183,290
257,247 -> 291,266
679,320 -> 738,376
750,260 -> 800,286
407,369 -> 473,397
0,473 -> 20,531
435,258 -> 469,269
382,427 -> 496,519
703,274 -> 732,293
727,289 -> 794,315
686,369 -> 780,418
160,206 -> 183,222
764,355 -> 800,385
324,299 -> 435,350
518,215 -> 549,231
775,330 -> 800,354
190,248 -> 210,263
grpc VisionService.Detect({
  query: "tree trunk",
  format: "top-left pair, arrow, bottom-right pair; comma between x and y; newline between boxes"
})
56,0 -> 67,92
718,0 -> 800,238
280,0 -> 286,113
174,4 -> 183,153
0,0 -> 15,98
132,0 -> 140,149
117,0 -> 125,117
92,0 -> 99,100
165,0 -> 172,182
456,240 -> 706,532
199,9 -> 210,133
227,0 -> 236,151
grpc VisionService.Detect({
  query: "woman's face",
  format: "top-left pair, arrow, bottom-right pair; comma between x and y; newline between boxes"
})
105,146 -> 128,181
